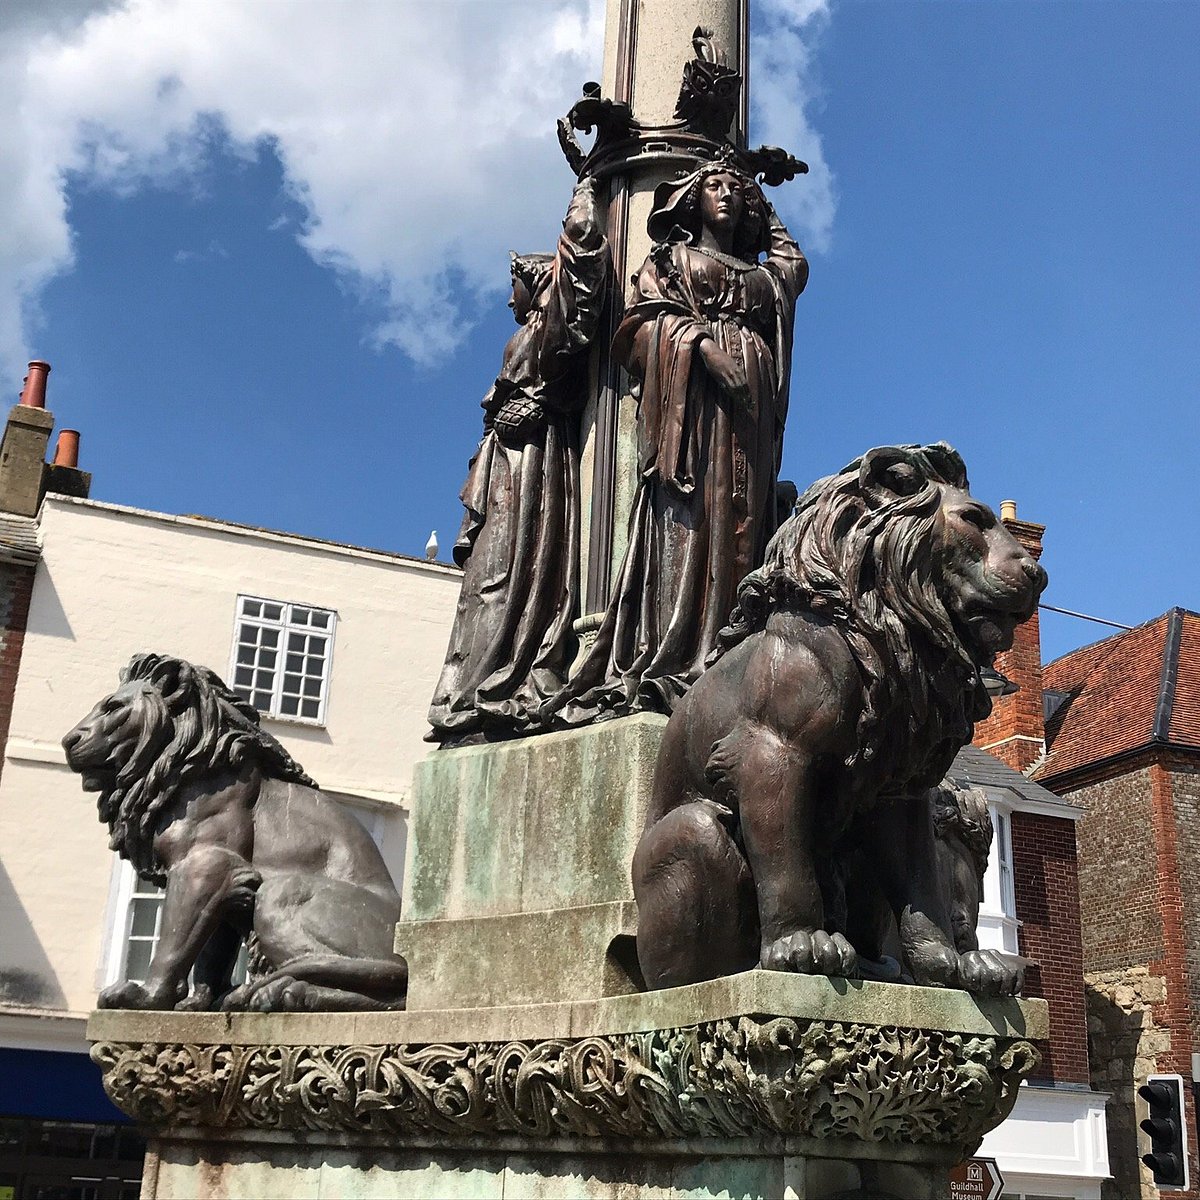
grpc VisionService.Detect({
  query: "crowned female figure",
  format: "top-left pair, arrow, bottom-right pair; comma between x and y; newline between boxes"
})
428,176 -> 609,742
546,155 -> 807,724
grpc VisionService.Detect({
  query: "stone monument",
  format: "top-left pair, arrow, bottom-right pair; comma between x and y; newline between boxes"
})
81,3 -> 1049,1197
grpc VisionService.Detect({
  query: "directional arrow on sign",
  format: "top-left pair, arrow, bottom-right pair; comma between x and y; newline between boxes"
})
982,1158 -> 1004,1200
949,1157 -> 1005,1200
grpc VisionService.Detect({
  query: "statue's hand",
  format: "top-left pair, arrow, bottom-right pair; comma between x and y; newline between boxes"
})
494,396 -> 546,445
699,338 -> 749,406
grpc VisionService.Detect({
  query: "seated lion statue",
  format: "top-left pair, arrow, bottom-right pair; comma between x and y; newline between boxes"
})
63,653 -> 408,1012
632,443 -> 1046,997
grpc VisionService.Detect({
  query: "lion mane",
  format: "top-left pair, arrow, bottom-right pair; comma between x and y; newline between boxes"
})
715,442 -> 992,788
98,652 -> 316,882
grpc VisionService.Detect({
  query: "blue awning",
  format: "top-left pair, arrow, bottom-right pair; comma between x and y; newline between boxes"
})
0,1048 -> 128,1123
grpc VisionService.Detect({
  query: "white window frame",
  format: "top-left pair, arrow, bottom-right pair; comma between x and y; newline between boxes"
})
977,796 -> 1021,955
229,594 -> 337,726
101,861 -> 164,988
102,860 -> 248,992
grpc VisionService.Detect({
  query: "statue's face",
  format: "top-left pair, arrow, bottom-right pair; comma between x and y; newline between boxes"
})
699,171 -> 745,237
508,277 -> 533,324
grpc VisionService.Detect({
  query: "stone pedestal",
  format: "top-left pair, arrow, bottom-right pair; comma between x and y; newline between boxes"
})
89,972 -> 1046,1200
397,714 -> 666,1009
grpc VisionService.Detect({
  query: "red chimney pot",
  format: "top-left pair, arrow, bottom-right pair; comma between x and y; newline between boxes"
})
19,360 -> 50,408
53,429 -> 80,469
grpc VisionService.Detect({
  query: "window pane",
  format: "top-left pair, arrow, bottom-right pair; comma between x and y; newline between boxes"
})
263,602 -> 283,621
279,694 -> 300,716
124,939 -> 154,983
236,644 -> 255,665
311,612 -> 330,629
261,628 -> 279,648
128,898 -> 159,938
241,599 -> 261,618
286,653 -> 304,673
301,699 -> 320,719
252,690 -> 273,710
303,677 -> 321,698
288,632 -> 306,653
308,635 -> 327,656
259,649 -> 277,670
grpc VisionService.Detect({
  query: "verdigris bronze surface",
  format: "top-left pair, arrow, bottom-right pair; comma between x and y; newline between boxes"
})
633,443 -> 1046,996
63,653 -> 407,1012
428,177 -> 610,744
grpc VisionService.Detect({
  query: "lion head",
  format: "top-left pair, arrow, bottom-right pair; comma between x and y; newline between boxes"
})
717,442 -> 1047,787
62,653 -> 316,882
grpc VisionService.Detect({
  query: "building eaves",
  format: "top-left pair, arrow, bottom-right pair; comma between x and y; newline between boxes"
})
0,512 -> 41,565
40,494 -> 462,576
950,743 -> 1080,812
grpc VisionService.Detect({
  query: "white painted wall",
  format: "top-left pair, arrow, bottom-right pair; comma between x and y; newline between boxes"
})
980,1083 -> 1110,1198
0,496 -> 459,1018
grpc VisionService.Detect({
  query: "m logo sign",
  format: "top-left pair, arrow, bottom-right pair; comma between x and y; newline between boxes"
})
949,1157 -> 1004,1200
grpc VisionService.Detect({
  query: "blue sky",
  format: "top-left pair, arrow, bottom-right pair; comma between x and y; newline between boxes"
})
4,1 -> 1197,664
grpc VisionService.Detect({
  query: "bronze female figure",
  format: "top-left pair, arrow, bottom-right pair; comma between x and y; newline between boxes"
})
546,157 -> 808,724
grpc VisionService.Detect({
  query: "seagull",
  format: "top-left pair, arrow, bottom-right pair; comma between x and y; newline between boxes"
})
425,530 -> 438,560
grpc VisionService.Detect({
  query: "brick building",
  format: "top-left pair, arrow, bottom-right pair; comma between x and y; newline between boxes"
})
1029,608 -> 1200,1198
977,494 -> 1200,1197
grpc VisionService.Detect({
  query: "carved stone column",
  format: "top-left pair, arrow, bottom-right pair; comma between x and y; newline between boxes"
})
578,0 -> 749,621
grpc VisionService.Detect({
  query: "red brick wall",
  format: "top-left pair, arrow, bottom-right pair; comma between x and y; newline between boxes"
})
973,517 -> 1046,772
1073,767 -> 1163,970
0,562 -> 35,780
1170,761 -> 1200,1051
1010,809 -> 1090,1083
1066,758 -> 1200,1198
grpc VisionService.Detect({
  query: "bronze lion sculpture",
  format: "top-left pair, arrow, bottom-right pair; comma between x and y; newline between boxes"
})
63,653 -> 408,1012
632,443 -> 1046,996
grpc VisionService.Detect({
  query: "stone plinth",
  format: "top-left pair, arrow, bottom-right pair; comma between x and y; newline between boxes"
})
397,714 -> 665,1009
89,972 -> 1046,1200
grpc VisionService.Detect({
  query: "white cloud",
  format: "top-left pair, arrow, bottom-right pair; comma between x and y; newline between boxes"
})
752,0 -> 836,253
0,0 -> 834,382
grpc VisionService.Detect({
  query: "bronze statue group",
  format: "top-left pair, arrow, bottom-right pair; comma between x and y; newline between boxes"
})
428,154 -> 808,742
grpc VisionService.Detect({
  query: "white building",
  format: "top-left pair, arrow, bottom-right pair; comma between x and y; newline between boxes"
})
0,388 -> 459,1194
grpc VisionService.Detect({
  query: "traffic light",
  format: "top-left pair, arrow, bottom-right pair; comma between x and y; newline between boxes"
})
1139,1074 -> 1187,1188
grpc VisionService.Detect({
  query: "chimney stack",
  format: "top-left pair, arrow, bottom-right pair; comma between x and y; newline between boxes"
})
0,361 -> 92,515
973,498 -> 1047,772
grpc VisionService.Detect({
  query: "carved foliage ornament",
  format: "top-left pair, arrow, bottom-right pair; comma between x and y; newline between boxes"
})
93,1018 -> 1036,1145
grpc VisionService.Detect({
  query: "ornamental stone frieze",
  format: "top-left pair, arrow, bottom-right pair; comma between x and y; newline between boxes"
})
89,973 -> 1042,1151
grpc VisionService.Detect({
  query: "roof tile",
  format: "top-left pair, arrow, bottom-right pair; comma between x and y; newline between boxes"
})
1036,609 -> 1200,783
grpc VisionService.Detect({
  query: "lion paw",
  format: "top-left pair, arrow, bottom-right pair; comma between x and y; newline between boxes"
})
761,930 -> 856,977
174,984 -> 215,1012
98,979 -> 180,1010
957,949 -> 1023,997
247,976 -> 317,1012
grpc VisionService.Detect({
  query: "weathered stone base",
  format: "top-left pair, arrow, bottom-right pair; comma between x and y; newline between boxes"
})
90,972 -> 1046,1200
141,1129 -> 962,1199
398,714 -> 666,1010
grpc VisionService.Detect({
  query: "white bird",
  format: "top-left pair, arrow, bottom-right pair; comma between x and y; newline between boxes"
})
424,530 -> 438,560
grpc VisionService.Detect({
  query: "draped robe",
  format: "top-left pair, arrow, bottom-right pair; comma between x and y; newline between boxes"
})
547,211 -> 807,724
427,185 -> 608,741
